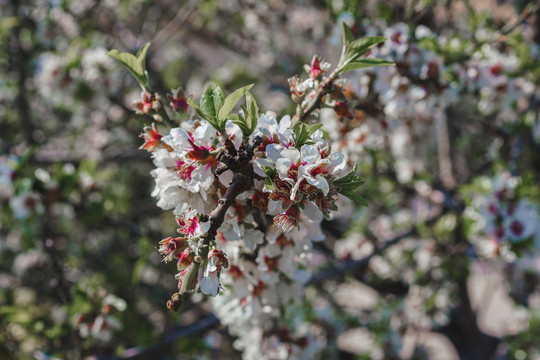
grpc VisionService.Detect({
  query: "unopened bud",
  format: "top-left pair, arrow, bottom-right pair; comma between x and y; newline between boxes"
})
167,299 -> 180,312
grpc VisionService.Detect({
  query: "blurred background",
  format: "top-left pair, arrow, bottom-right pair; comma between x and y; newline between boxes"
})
2,0 -> 540,359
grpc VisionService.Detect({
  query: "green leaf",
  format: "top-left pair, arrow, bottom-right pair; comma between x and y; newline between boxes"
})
200,85 -> 220,119
245,92 -> 259,135
228,114 -> 243,122
261,166 -> 276,178
261,166 -> 276,191
187,96 -> 199,111
342,21 -> 355,45
187,96 -> 207,119
0,16 -> 19,35
334,164 -> 363,186
339,58 -> 394,74
218,84 -> 254,120
418,37 -> 441,53
212,85 -> 225,118
334,164 -> 366,206
199,84 -> 226,131
376,2 -> 393,21
231,91 -> 260,137
231,111 -> 250,136
107,50 -> 143,79
309,123 -> 323,133
293,122 -> 323,148
107,43 -> 151,87
264,177 -> 275,191
340,191 -> 368,207
136,42 -> 151,69
347,36 -> 386,59
293,122 -> 311,148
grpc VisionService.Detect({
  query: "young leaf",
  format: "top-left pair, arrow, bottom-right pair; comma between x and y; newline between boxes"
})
335,164 -> 365,189
293,122 -> 310,148
309,123 -> 323,133
261,166 -> 276,178
293,122 -> 323,148
212,85 -> 225,118
334,164 -> 367,206
264,177 -> 275,191
334,164 -> 363,186
187,96 -> 199,110
262,166 -> 276,191
187,96 -> 208,119
217,84 -> 254,121
347,36 -> 386,59
199,84 -> 223,120
245,92 -> 259,136
231,111 -> 250,137
228,114 -> 243,122
342,22 -> 355,46
340,191 -> 368,207
107,43 -> 151,87
338,58 -> 394,74
136,43 -> 151,68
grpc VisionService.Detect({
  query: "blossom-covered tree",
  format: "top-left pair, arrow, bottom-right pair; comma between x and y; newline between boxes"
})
2,0 -> 540,359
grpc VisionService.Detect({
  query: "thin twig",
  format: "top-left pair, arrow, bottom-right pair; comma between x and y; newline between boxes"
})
176,138 -> 262,298
306,228 -> 415,286
436,112 -> 456,189
92,314 -> 220,359
298,73 -> 336,123
150,0 -> 201,52
497,1 -> 540,36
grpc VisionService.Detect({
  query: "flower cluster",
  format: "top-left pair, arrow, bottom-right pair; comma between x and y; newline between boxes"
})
472,173 -> 540,258
106,26 -> 379,355
73,293 -> 126,343
141,105 -> 349,357
318,16 -> 540,183
148,109 -> 344,299
0,155 -> 45,220
255,122 -> 346,231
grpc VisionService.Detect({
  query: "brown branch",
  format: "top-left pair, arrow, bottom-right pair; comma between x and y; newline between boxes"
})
307,194 -> 457,286
436,111 -> 456,189
497,1 -> 540,36
175,138 -> 262,300
91,314 -> 220,360
306,228 -> 416,286
150,0 -> 201,52
9,0 -> 36,146
298,73 -> 337,123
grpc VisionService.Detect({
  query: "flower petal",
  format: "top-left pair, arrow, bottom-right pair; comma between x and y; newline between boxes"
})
306,174 -> 329,196
303,201 -> 323,222
301,145 -> 320,164
200,272 -> 220,297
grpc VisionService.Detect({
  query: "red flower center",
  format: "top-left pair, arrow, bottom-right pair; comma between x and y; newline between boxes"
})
174,98 -> 188,112
264,255 -> 279,270
510,220 -> 524,237
252,281 -> 265,297
175,160 -> 196,180
229,265 -> 243,279
391,31 -> 403,44
490,64 -> 503,76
